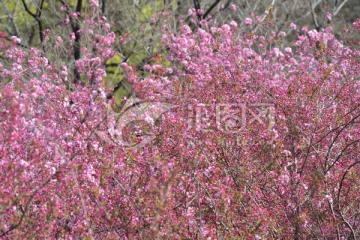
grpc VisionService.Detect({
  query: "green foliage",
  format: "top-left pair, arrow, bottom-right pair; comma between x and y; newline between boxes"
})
138,1 -> 164,22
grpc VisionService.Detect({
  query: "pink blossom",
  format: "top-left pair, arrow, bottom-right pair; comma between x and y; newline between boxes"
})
256,16 -> 262,23
165,67 -> 173,74
244,18 -> 253,26
282,150 -> 292,156
278,31 -> 286,37
222,24 -> 230,33
144,65 -> 152,71
10,36 -> 21,44
90,57 -> 101,67
284,47 -> 292,54
308,29 -> 319,41
179,25 -> 192,35
90,0 -> 99,8
200,19 -> 207,25
273,47 -> 283,57
230,21 -> 238,27
290,22 -> 297,30
54,36 -> 63,48
354,18 -> 360,29
60,66 -> 68,76
231,4 -> 237,11
302,25 -> 309,33
119,35 -> 126,44
104,23 -> 111,31
70,32 -> 76,41
188,8 -> 194,16
120,62 -> 132,71
152,64 -> 163,72
60,5 -> 67,12
326,13 -> 332,21
103,32 -> 115,45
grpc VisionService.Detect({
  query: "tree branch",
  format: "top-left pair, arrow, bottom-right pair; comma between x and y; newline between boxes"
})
310,0 -> 320,30
59,0 -> 83,83
101,0 -> 106,15
20,0 -> 45,48
193,0 -> 202,20
333,0 -> 350,16
0,164 -> 67,237
203,0 -> 221,20
0,1 -> 20,37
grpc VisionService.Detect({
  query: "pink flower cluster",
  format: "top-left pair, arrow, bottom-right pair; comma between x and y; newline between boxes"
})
0,6 -> 359,240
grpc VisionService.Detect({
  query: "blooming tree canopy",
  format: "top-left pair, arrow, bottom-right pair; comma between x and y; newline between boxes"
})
0,1 -> 359,239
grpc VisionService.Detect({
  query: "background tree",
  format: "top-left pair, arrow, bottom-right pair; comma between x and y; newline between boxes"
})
1,0 -> 359,100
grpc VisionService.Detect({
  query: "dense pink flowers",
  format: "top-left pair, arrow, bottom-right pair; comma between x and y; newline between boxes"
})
0,6 -> 359,240
123,19 -> 360,239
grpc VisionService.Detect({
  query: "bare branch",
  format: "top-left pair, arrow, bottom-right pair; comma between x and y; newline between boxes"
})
310,0 -> 320,30
0,1 -> 20,37
59,0 -> 83,83
203,0 -> 221,20
333,0 -> 350,16
20,0 -> 45,49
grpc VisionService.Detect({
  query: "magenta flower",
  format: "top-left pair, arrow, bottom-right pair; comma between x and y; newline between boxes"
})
244,18 -> 253,26
354,18 -> 360,29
